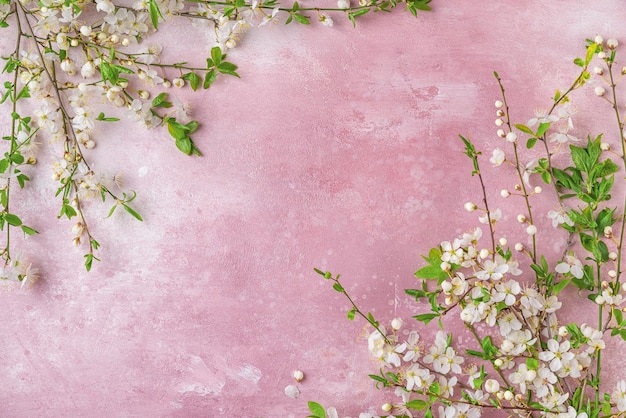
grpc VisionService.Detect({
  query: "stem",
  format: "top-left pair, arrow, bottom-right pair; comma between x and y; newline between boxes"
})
4,1 -> 25,263
596,262 -> 602,410
493,73 -> 537,264
330,274 -> 391,344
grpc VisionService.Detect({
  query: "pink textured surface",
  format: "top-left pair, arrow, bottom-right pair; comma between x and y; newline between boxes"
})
2,1 -> 626,417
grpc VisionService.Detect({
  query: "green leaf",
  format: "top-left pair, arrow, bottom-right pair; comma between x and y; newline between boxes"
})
613,308 -> 624,326
526,137 -> 537,149
122,204 -> 143,221
307,402 -> 326,418
405,399 -> 428,410
203,69 -> 217,89
579,232 -> 594,253
100,61 -> 118,84
526,357 -> 539,370
332,282 -> 344,293
185,121 -> 199,134
151,92 -> 172,108
14,85 -> 30,102
293,13 -> 311,24
347,309 -> 355,320
217,62 -> 240,78
176,137 -> 193,155
211,47 -> 223,67
10,153 -> 23,164
167,120 -> 188,140
570,144 -> 588,171
21,225 -> 37,235
552,279 -> 571,295
149,0 -> 163,29
536,122 -> 551,137
585,42 -> 598,65
414,313 -> 439,324
4,213 -> 22,226
182,72 -> 201,91
515,124 -> 534,135
96,111 -> 120,122
596,240 -> 609,263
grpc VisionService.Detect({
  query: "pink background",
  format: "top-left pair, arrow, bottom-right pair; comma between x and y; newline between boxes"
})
2,1 -> 626,416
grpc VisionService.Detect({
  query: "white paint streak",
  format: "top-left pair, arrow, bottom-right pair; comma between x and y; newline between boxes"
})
138,166 -> 150,177
237,364 -> 262,384
177,355 -> 226,396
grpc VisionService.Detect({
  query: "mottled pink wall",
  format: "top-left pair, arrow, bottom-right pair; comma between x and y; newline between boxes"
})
2,1 -> 626,417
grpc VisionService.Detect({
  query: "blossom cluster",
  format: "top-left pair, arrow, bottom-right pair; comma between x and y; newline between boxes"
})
309,36 -> 626,418
0,0 -> 432,284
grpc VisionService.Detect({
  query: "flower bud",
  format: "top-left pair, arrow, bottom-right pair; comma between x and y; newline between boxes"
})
496,109 -> 505,117
122,38 -> 130,47
381,403 -> 392,412
391,318 -> 403,331
601,142 -> 610,151
607,38 -> 619,49
495,100 -> 503,108
464,202 -> 477,212
80,25 -> 92,36
593,66 -> 604,75
497,129 -> 506,138
506,132 -> 517,143
517,214 -> 527,223
293,370 -> 304,382
514,243 -> 524,252
599,51 -> 607,59
595,86 -> 606,97
604,226 -> 613,237
534,186 -> 542,194
70,39 -> 79,47
494,358 -> 504,367
56,33 -> 69,49
479,248 -> 490,259
162,80 -> 172,88
81,61 -> 96,78
138,90 -> 150,100
498,237 -> 507,247
173,77 -> 185,88
610,252 -> 618,261
504,390 -> 514,401
500,189 -> 510,198
608,270 -> 617,279
495,118 -> 504,126
558,326 -> 568,337
526,225 -> 537,235
60,58 -> 76,75
71,222 -> 84,236
595,34 -> 604,45
595,295 -> 605,305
